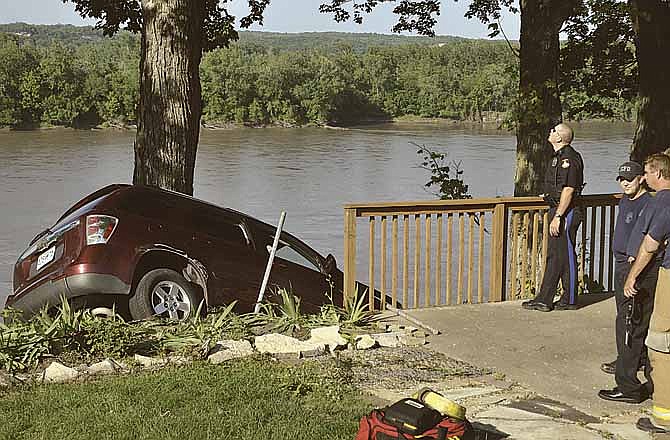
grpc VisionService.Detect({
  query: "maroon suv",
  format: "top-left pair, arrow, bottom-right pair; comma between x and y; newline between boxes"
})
7,184 -> 345,320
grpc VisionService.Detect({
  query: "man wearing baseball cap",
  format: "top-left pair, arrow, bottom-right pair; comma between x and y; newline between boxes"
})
599,160 -> 658,404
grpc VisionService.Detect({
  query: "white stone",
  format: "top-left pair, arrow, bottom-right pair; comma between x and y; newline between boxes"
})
134,354 -> 166,368
387,324 -> 403,333
43,362 -> 80,383
371,332 -> 402,348
254,333 -> 324,355
355,334 -> 377,350
208,340 -> 254,364
398,333 -> 426,346
167,355 -> 191,365
87,359 -> 124,375
306,325 -> 347,350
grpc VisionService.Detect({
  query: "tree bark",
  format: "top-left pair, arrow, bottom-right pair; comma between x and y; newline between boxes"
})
133,0 -> 204,195
514,0 -> 577,196
629,0 -> 670,162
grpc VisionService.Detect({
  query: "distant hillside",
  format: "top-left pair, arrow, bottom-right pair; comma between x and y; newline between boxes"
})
237,31 -> 466,52
0,22 -> 470,52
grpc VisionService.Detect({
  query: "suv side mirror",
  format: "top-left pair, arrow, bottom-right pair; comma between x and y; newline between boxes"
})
324,253 -> 337,275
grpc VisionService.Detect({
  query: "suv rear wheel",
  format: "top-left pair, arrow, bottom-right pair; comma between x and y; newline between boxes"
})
129,269 -> 202,320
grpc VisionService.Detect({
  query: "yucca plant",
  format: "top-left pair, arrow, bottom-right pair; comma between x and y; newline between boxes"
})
340,287 -> 377,328
245,288 -> 308,336
158,300 -> 248,357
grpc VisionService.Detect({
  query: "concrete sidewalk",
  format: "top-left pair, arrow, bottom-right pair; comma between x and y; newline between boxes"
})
398,294 -> 666,439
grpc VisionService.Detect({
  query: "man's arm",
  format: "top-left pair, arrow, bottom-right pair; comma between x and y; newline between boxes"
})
550,186 -> 575,236
623,234 -> 660,296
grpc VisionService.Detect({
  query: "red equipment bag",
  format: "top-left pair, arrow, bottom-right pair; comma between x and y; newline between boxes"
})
354,408 -> 475,440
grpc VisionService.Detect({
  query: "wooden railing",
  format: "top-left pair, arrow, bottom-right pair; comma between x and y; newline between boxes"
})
343,194 -> 621,310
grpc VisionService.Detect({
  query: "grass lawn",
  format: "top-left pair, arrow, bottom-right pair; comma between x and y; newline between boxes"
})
0,356 -> 373,440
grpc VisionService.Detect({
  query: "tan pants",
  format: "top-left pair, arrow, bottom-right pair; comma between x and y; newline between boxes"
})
649,267 -> 670,427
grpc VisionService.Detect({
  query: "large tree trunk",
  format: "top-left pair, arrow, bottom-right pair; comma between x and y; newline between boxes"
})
629,0 -> 670,162
133,0 -> 204,195
514,0 -> 577,196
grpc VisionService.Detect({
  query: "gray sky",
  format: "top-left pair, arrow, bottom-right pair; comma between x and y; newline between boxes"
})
0,0 -> 520,39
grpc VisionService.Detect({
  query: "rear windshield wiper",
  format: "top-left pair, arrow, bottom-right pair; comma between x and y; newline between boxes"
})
29,229 -> 51,246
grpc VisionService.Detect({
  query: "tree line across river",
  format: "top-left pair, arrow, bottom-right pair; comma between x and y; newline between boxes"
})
0,24 -> 636,129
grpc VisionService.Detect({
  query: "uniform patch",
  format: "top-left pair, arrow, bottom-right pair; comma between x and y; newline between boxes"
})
561,158 -> 570,168
552,157 -> 558,167
626,212 -> 635,224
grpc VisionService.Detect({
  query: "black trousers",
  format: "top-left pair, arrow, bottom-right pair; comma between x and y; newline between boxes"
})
535,206 -> 583,306
614,260 -> 658,394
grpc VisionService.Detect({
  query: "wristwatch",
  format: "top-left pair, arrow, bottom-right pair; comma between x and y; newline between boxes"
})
554,213 -> 562,218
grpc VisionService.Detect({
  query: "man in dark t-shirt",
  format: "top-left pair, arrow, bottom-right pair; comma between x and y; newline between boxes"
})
598,161 -> 658,404
623,154 -> 670,433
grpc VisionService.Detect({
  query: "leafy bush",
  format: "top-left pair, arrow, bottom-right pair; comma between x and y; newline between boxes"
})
415,142 -> 471,200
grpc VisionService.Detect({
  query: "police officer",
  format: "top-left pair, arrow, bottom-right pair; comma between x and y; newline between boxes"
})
623,154 -> 670,433
598,161 -> 658,404
522,123 -> 584,312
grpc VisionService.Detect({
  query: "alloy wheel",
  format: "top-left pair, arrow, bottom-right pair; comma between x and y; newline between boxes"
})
151,280 -> 192,319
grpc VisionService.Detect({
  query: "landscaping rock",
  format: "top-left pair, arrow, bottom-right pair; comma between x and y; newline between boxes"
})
355,334 -> 377,350
167,355 -> 191,365
134,354 -> 166,369
208,340 -> 254,364
43,362 -> 80,383
306,325 -> 347,351
387,324 -> 403,333
398,333 -> 426,347
371,332 -> 402,348
254,333 -> 324,355
87,359 -> 125,376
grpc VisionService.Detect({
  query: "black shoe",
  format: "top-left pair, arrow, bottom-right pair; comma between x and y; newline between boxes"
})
521,300 -> 535,309
521,300 -> 552,312
597,387 -> 647,404
600,360 -> 616,375
553,301 -> 578,311
636,417 -> 669,433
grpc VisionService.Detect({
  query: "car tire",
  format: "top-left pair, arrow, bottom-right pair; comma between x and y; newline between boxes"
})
129,269 -> 203,320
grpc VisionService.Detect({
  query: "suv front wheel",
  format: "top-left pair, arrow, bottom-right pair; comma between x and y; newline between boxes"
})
129,269 -> 202,320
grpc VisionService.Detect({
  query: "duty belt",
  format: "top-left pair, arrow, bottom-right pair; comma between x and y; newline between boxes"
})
543,194 -> 582,208
543,194 -> 560,207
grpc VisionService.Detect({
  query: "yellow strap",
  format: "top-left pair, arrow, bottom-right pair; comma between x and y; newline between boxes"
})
652,405 -> 670,421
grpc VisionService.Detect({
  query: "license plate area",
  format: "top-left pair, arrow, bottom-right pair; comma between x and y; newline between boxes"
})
36,246 -> 56,272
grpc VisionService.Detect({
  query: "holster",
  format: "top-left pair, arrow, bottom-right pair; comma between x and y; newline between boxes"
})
542,194 -> 560,207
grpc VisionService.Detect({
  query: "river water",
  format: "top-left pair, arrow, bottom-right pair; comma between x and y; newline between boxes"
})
0,121 -> 635,307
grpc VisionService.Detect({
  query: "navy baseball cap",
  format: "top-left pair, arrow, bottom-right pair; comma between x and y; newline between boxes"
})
617,161 -> 643,181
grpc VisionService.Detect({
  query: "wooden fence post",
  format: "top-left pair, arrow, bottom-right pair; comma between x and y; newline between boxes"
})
344,207 -> 357,308
489,203 -> 508,302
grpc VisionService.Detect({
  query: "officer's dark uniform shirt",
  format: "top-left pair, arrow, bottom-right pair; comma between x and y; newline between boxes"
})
627,191 -> 667,265
612,192 -> 651,263
645,189 -> 670,268
543,144 -> 584,207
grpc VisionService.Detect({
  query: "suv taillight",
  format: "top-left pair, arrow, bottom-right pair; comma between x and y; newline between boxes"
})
86,215 -> 118,245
